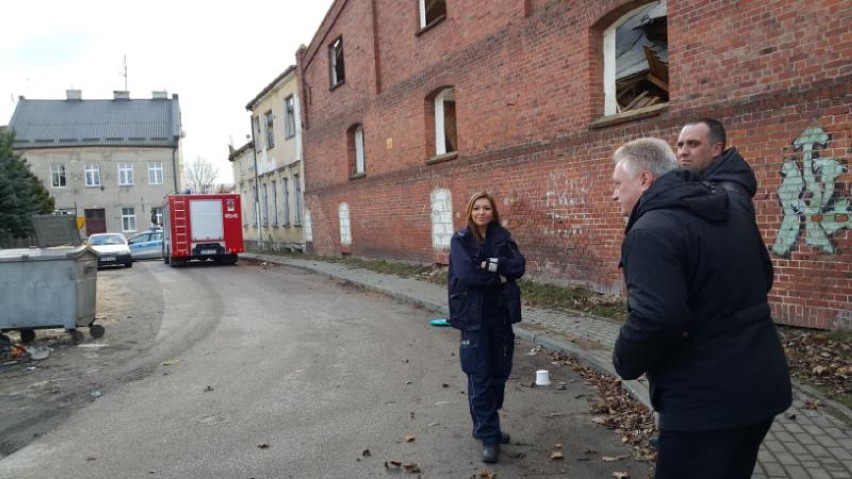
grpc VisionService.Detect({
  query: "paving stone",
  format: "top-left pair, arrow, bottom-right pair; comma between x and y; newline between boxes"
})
781,465 -> 809,479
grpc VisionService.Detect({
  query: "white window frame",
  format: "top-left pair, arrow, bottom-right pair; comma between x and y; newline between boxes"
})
419,0 -> 447,29
122,207 -> 137,232
148,162 -> 164,185
603,3 -> 664,116
329,37 -> 345,87
434,88 -> 456,155
50,164 -> 66,188
118,163 -> 134,186
84,164 -> 101,187
354,125 -> 366,174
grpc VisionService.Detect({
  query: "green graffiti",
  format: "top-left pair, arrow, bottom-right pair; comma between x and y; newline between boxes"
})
772,127 -> 851,256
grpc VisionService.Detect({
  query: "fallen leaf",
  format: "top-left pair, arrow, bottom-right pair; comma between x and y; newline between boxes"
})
362,449 -> 371,457
403,463 -> 421,473
404,434 -> 416,443
160,359 -> 180,366
257,443 -> 269,449
549,451 -> 564,460
612,472 -> 630,478
385,460 -> 402,469
477,470 -> 497,478
602,454 -> 628,462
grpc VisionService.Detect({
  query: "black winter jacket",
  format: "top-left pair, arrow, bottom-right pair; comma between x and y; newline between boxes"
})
448,222 -> 525,331
613,170 -> 791,432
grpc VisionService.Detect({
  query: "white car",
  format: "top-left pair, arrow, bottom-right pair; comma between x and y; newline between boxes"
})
87,233 -> 133,268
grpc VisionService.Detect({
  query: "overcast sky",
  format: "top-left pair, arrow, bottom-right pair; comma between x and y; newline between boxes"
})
0,0 -> 334,184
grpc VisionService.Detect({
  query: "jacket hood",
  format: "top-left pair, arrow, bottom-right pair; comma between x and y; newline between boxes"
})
700,148 -> 757,197
626,169 -> 730,232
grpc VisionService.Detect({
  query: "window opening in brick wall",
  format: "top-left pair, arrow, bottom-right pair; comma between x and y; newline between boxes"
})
329,37 -> 346,88
265,111 -> 275,148
339,202 -> 351,246
284,95 -> 296,139
435,88 -> 457,155
430,188 -> 453,249
419,0 -> 447,29
603,0 -> 668,116
349,124 -> 366,176
50,164 -> 67,188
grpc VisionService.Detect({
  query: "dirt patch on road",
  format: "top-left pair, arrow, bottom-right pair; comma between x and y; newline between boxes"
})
0,263 -> 164,458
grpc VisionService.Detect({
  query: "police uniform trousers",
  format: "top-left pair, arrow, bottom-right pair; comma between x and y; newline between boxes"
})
459,322 -> 514,445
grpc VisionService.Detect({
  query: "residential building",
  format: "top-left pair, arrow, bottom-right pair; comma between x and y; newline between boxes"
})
297,0 -> 851,329
233,66 -> 306,252
8,89 -> 183,236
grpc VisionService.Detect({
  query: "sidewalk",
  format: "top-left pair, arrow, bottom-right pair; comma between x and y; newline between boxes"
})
245,253 -> 852,479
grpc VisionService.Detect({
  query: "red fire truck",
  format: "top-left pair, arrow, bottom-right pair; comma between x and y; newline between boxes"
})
162,193 -> 244,266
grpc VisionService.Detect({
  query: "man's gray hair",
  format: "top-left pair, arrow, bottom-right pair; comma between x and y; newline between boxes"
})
613,137 -> 678,177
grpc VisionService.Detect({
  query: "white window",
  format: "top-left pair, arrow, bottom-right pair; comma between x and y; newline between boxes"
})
419,0 -> 447,29
122,207 -> 137,232
434,88 -> 457,155
85,164 -> 101,187
148,162 -> 164,185
281,177 -> 291,226
50,164 -> 66,188
603,1 -> 668,115
329,37 -> 346,87
294,174 -> 303,225
118,163 -> 134,185
354,125 -> 366,175
431,188 -> 453,249
285,96 -> 296,139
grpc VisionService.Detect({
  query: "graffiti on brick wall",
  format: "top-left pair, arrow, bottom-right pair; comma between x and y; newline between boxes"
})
772,127 -> 851,256
543,170 -> 589,237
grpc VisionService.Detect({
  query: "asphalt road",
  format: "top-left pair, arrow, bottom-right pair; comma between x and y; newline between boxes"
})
0,260 -> 653,478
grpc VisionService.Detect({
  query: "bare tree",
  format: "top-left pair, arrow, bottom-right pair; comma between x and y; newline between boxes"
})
184,156 -> 219,194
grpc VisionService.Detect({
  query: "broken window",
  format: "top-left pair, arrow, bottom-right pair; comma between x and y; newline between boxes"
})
265,111 -> 274,148
603,0 -> 668,115
419,0 -> 447,29
434,88 -> 457,155
284,95 -> 296,139
329,37 -> 346,87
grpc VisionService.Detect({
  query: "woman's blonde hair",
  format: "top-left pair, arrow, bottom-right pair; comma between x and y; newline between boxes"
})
465,191 -> 500,241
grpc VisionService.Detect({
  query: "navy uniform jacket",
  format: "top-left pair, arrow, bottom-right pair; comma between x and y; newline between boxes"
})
448,222 -> 525,331
613,170 -> 791,432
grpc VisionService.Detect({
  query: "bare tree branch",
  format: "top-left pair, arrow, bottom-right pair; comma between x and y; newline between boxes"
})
184,156 -> 219,194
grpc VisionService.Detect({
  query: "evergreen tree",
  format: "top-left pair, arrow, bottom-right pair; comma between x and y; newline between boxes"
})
0,128 -> 55,241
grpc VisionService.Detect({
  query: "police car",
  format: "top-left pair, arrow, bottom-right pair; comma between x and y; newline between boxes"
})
128,227 -> 164,260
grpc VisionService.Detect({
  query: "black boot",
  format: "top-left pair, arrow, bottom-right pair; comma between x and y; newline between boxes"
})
482,443 -> 500,463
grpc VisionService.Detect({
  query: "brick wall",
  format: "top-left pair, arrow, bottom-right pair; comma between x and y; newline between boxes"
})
298,0 -> 852,329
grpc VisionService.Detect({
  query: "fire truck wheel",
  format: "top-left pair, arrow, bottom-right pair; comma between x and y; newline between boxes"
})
20,329 -> 36,344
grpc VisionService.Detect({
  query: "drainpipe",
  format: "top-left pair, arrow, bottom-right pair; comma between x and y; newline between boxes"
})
249,124 -> 263,250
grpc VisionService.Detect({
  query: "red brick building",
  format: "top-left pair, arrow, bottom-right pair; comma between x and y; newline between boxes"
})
296,0 -> 851,329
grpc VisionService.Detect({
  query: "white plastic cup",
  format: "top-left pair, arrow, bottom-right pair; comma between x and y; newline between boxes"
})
535,369 -> 551,386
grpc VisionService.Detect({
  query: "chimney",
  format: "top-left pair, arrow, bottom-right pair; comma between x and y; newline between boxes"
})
113,90 -> 130,100
152,90 -> 168,100
66,89 -> 82,101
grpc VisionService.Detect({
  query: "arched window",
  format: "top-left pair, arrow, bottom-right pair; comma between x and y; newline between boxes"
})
434,87 -> 457,155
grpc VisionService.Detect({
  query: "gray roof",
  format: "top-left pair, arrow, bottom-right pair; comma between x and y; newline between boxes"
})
8,94 -> 182,149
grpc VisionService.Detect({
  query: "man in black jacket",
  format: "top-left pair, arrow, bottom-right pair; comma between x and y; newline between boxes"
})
611,137 -> 791,479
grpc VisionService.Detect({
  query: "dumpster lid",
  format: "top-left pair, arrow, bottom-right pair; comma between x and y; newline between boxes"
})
0,246 -> 94,263
31,215 -> 81,248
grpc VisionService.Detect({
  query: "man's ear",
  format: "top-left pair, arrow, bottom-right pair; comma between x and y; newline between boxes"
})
640,170 -> 655,190
712,141 -> 724,158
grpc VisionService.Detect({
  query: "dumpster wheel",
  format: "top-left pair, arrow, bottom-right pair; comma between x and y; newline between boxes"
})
90,324 -> 105,339
69,329 -> 84,345
20,329 -> 36,344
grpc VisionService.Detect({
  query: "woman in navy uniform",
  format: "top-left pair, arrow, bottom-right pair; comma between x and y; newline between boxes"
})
448,191 -> 526,463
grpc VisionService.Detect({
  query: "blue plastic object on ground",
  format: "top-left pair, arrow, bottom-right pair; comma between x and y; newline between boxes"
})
429,318 -> 450,327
